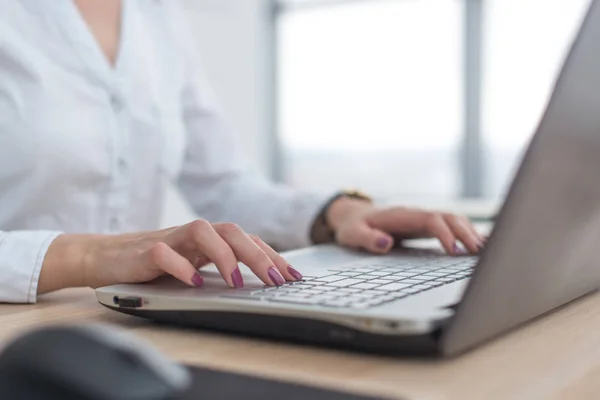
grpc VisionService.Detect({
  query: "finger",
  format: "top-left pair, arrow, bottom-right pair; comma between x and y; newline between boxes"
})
336,222 -> 394,254
249,235 -> 302,281
443,214 -> 480,254
423,214 -> 461,255
170,220 -> 240,288
148,242 -> 204,287
462,217 -> 486,248
213,223 -> 286,287
365,207 -> 431,237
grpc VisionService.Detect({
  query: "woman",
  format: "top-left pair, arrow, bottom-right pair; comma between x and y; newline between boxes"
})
0,0 -> 483,303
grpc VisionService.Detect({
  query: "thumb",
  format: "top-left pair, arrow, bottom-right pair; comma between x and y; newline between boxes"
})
337,222 -> 394,254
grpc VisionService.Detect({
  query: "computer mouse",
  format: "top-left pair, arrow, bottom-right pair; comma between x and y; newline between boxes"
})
0,324 -> 191,400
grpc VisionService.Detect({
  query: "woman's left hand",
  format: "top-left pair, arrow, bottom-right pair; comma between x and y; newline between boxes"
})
326,198 -> 485,255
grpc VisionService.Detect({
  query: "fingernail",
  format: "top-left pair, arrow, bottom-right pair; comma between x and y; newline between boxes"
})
192,273 -> 204,287
287,266 -> 303,281
376,237 -> 390,250
231,267 -> 244,289
453,244 -> 466,255
268,267 -> 285,286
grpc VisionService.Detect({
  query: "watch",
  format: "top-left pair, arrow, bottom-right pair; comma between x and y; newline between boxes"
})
310,190 -> 373,244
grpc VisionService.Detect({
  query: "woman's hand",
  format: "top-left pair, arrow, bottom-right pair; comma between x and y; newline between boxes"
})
38,220 -> 302,294
326,198 -> 485,255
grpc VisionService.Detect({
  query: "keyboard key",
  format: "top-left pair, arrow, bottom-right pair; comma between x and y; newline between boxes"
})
345,292 -> 377,300
349,267 -> 379,273
261,286 -> 283,291
291,283 -> 318,289
360,288 -> 388,295
350,282 -> 383,290
275,286 -> 301,292
393,271 -> 419,277
435,277 -> 458,284
398,278 -> 431,285
373,267 -> 404,272
408,268 -> 436,273
296,289 -> 324,295
377,276 -> 400,281
426,272 -> 452,277
378,282 -> 413,291
334,287 -> 363,294
324,278 -> 365,287
311,275 -> 347,283
315,286 -> 338,292
420,273 -> 448,280
337,271 -> 362,277
364,271 -> 392,276
401,275 -> 434,282
413,283 -> 435,291
435,268 -> 463,274
313,290 -> 341,297
367,279 -> 394,285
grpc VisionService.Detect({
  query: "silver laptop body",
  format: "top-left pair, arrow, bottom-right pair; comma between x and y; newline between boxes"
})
97,0 -> 600,356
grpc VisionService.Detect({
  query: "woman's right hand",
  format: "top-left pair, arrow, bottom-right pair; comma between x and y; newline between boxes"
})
38,220 -> 304,294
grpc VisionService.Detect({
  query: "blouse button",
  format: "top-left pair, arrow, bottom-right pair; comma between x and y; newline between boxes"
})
110,217 -> 120,232
110,95 -> 123,112
118,157 -> 128,174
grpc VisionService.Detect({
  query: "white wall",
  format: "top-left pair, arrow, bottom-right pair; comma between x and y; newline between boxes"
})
162,0 -> 271,227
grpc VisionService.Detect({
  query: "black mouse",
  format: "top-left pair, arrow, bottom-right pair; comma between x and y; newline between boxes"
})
0,324 -> 191,400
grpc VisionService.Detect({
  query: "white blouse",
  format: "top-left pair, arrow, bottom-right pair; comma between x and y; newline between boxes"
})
0,0 -> 327,303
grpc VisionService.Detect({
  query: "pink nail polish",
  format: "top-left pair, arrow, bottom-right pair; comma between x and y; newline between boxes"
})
287,266 -> 303,281
192,273 -> 204,287
268,267 -> 285,286
376,237 -> 390,249
453,244 -> 466,255
231,267 -> 244,288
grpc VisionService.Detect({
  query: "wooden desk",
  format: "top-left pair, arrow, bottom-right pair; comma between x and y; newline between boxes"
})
1,288 -> 600,400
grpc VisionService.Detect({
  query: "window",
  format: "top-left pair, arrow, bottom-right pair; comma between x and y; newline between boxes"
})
482,0 -> 590,197
277,0 -> 463,199
276,0 -> 591,200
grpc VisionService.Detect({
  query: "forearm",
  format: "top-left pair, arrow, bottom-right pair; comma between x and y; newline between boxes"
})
37,234 -> 99,294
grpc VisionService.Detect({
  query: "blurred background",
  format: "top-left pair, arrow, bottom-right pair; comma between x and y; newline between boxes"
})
165,0 -> 591,224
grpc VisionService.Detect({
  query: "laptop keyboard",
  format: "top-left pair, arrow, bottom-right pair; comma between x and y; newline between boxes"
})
222,255 -> 477,310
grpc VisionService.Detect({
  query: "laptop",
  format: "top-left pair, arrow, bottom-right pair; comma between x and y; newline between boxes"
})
97,0 -> 600,356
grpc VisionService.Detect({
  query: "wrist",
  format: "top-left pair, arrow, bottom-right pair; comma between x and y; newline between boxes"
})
310,190 -> 373,244
326,197 -> 374,232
